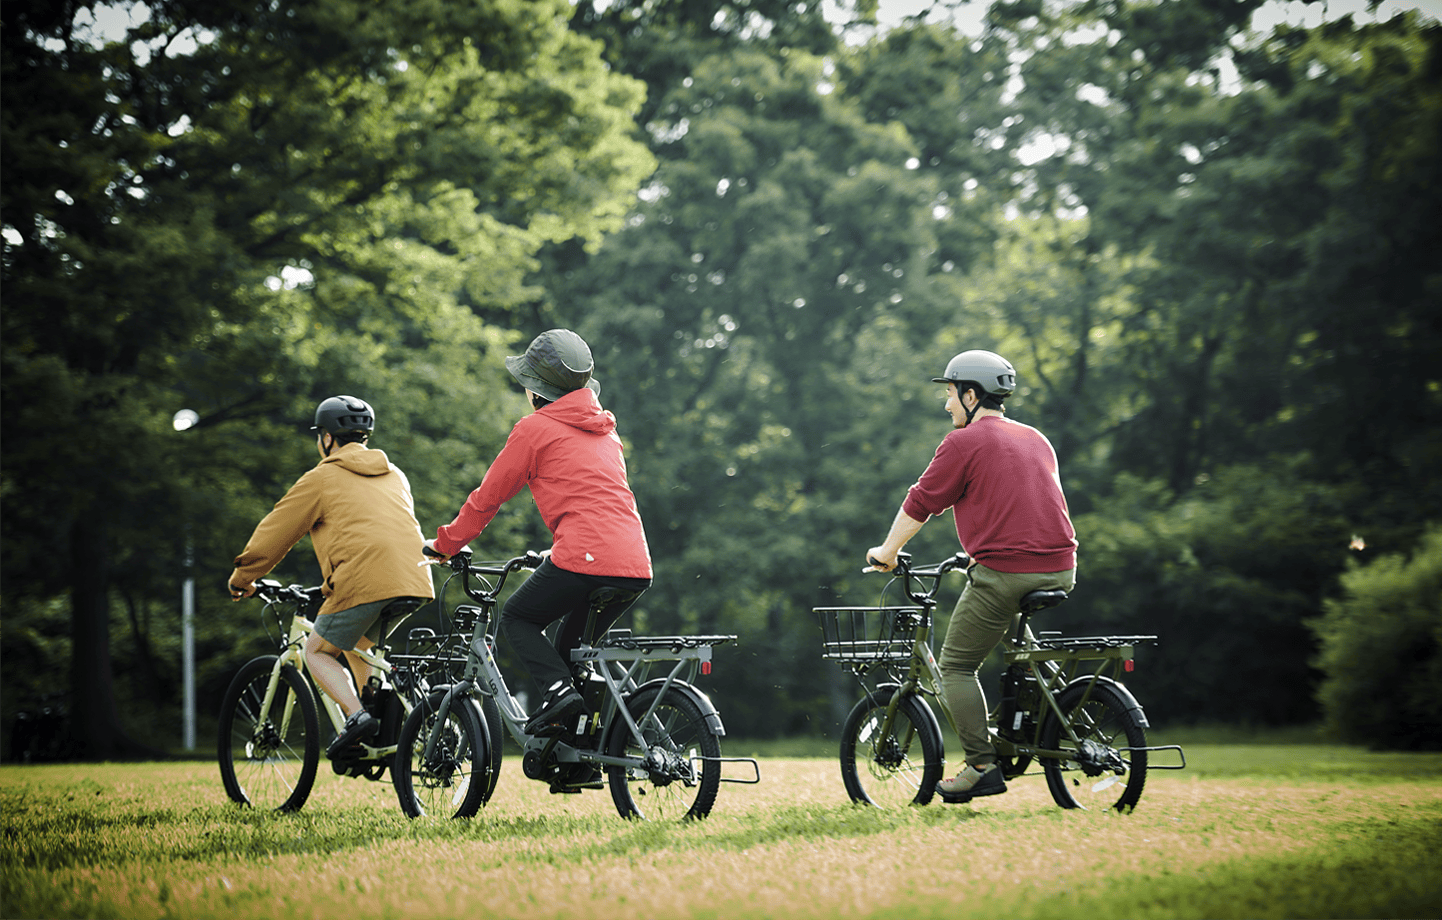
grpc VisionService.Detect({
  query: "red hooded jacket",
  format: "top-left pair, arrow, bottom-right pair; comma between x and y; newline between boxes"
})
433,389 -> 652,578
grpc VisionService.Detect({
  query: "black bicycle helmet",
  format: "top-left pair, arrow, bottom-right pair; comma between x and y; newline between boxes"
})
311,395 -> 375,437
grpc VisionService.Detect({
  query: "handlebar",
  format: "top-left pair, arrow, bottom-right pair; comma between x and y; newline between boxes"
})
867,552 -> 970,605
435,547 -> 544,606
248,579 -> 323,609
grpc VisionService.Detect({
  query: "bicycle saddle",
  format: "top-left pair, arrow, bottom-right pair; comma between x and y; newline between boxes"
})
586,587 -> 643,609
1019,589 -> 1069,614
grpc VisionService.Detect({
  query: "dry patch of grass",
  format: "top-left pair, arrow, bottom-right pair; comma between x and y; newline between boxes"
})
3,754 -> 1440,919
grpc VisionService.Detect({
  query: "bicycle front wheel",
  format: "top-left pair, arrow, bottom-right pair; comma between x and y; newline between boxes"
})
393,690 -> 491,818
607,686 -> 722,821
217,656 -> 319,813
840,687 -> 943,807
1039,681 -> 1149,812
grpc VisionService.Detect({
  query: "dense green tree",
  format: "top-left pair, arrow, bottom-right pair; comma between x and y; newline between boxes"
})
6,0 -> 1439,755
549,1 -> 1442,736
1313,524 -> 1442,749
1,0 -> 653,756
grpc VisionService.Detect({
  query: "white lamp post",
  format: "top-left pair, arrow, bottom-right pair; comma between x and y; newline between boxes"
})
172,410 -> 199,751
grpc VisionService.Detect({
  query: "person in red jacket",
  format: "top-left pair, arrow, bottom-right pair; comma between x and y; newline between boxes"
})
427,329 -> 652,736
866,350 -> 1077,804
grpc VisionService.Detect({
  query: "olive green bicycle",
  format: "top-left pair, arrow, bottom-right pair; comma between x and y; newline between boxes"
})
817,553 -> 1185,811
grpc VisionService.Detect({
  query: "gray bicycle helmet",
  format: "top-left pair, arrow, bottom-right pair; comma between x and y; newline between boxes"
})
505,329 -> 601,402
311,395 -> 375,436
932,350 -> 1017,398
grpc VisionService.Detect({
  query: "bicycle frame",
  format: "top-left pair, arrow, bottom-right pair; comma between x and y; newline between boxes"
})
841,556 -> 1184,774
252,582 -> 419,764
421,553 -> 759,785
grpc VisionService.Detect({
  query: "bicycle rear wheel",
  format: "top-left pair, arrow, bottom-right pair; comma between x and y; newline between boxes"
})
607,686 -> 722,821
840,687 -> 943,807
393,690 -> 491,818
217,656 -> 319,813
1039,681 -> 1148,811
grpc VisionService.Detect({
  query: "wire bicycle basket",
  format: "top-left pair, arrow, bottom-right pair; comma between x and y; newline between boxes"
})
814,606 -> 925,662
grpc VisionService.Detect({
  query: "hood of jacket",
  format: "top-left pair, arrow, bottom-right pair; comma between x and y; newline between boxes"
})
539,388 -> 617,436
321,441 -> 395,476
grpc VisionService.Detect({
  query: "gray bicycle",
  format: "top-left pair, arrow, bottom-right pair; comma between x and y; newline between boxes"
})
392,548 -> 760,820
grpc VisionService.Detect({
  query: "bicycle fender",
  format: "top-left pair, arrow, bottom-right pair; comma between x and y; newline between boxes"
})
873,682 -> 945,754
618,679 -> 726,736
1068,676 -> 1150,729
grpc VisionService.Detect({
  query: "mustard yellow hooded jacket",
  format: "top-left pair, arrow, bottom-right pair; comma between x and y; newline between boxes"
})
229,442 -> 434,616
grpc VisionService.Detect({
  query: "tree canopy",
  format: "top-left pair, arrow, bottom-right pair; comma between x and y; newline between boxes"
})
3,0 -> 1439,756
2,0 -> 654,756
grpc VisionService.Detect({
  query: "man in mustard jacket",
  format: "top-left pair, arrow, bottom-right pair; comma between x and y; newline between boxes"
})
228,396 -> 434,756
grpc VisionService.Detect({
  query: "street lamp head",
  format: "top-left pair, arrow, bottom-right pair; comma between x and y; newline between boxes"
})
173,409 -> 200,431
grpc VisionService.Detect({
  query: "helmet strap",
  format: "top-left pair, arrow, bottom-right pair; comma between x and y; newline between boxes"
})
962,388 -> 984,427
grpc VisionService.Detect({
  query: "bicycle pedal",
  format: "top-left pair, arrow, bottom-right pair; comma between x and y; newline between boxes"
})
548,783 -> 584,795
332,757 -> 365,777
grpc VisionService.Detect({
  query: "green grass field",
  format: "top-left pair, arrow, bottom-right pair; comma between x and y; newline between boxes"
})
3,744 -> 1440,920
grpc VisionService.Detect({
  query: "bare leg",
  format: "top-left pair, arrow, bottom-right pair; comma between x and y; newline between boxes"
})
344,636 -> 376,701
305,632 -> 363,717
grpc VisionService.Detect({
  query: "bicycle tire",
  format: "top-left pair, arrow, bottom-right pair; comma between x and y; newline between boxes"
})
839,687 -> 943,807
1039,681 -> 1149,812
393,689 -> 492,818
606,686 -> 722,821
217,656 -> 320,813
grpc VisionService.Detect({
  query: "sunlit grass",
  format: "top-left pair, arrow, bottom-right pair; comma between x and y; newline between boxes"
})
2,748 -> 1440,919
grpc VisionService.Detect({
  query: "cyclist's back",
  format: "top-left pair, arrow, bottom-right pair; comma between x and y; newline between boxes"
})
233,440 -> 432,613
427,330 -> 652,738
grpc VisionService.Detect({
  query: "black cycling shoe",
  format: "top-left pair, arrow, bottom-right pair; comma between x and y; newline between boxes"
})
524,681 -> 586,737
326,710 -> 379,759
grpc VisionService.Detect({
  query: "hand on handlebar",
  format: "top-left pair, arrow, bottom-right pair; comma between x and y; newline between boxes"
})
863,546 -> 898,573
228,582 -> 256,601
419,539 -> 451,565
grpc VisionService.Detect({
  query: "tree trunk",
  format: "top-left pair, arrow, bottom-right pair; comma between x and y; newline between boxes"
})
66,517 -> 155,759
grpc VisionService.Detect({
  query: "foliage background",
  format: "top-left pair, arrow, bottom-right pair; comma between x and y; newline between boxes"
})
3,0 -> 1439,757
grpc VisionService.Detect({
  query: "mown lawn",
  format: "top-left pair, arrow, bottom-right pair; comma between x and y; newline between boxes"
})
2,744 -> 1440,919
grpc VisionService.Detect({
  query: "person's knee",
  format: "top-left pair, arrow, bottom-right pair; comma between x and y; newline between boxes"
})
305,632 -> 344,658
938,649 -> 984,679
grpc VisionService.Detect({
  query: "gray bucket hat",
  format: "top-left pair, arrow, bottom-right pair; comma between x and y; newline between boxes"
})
505,329 -> 601,402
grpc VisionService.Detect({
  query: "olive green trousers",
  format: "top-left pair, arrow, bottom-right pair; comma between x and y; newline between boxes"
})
937,562 -> 1076,767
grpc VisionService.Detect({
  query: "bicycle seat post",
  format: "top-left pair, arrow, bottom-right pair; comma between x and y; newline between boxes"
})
581,587 -> 642,648
1013,610 -> 1033,648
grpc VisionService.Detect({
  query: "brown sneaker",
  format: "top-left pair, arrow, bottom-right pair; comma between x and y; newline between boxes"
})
936,763 -> 1006,803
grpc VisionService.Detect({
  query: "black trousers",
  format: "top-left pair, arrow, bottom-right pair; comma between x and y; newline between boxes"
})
500,557 -> 650,698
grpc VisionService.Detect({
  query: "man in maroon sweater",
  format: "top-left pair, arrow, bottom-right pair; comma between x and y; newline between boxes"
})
866,350 -> 1077,803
